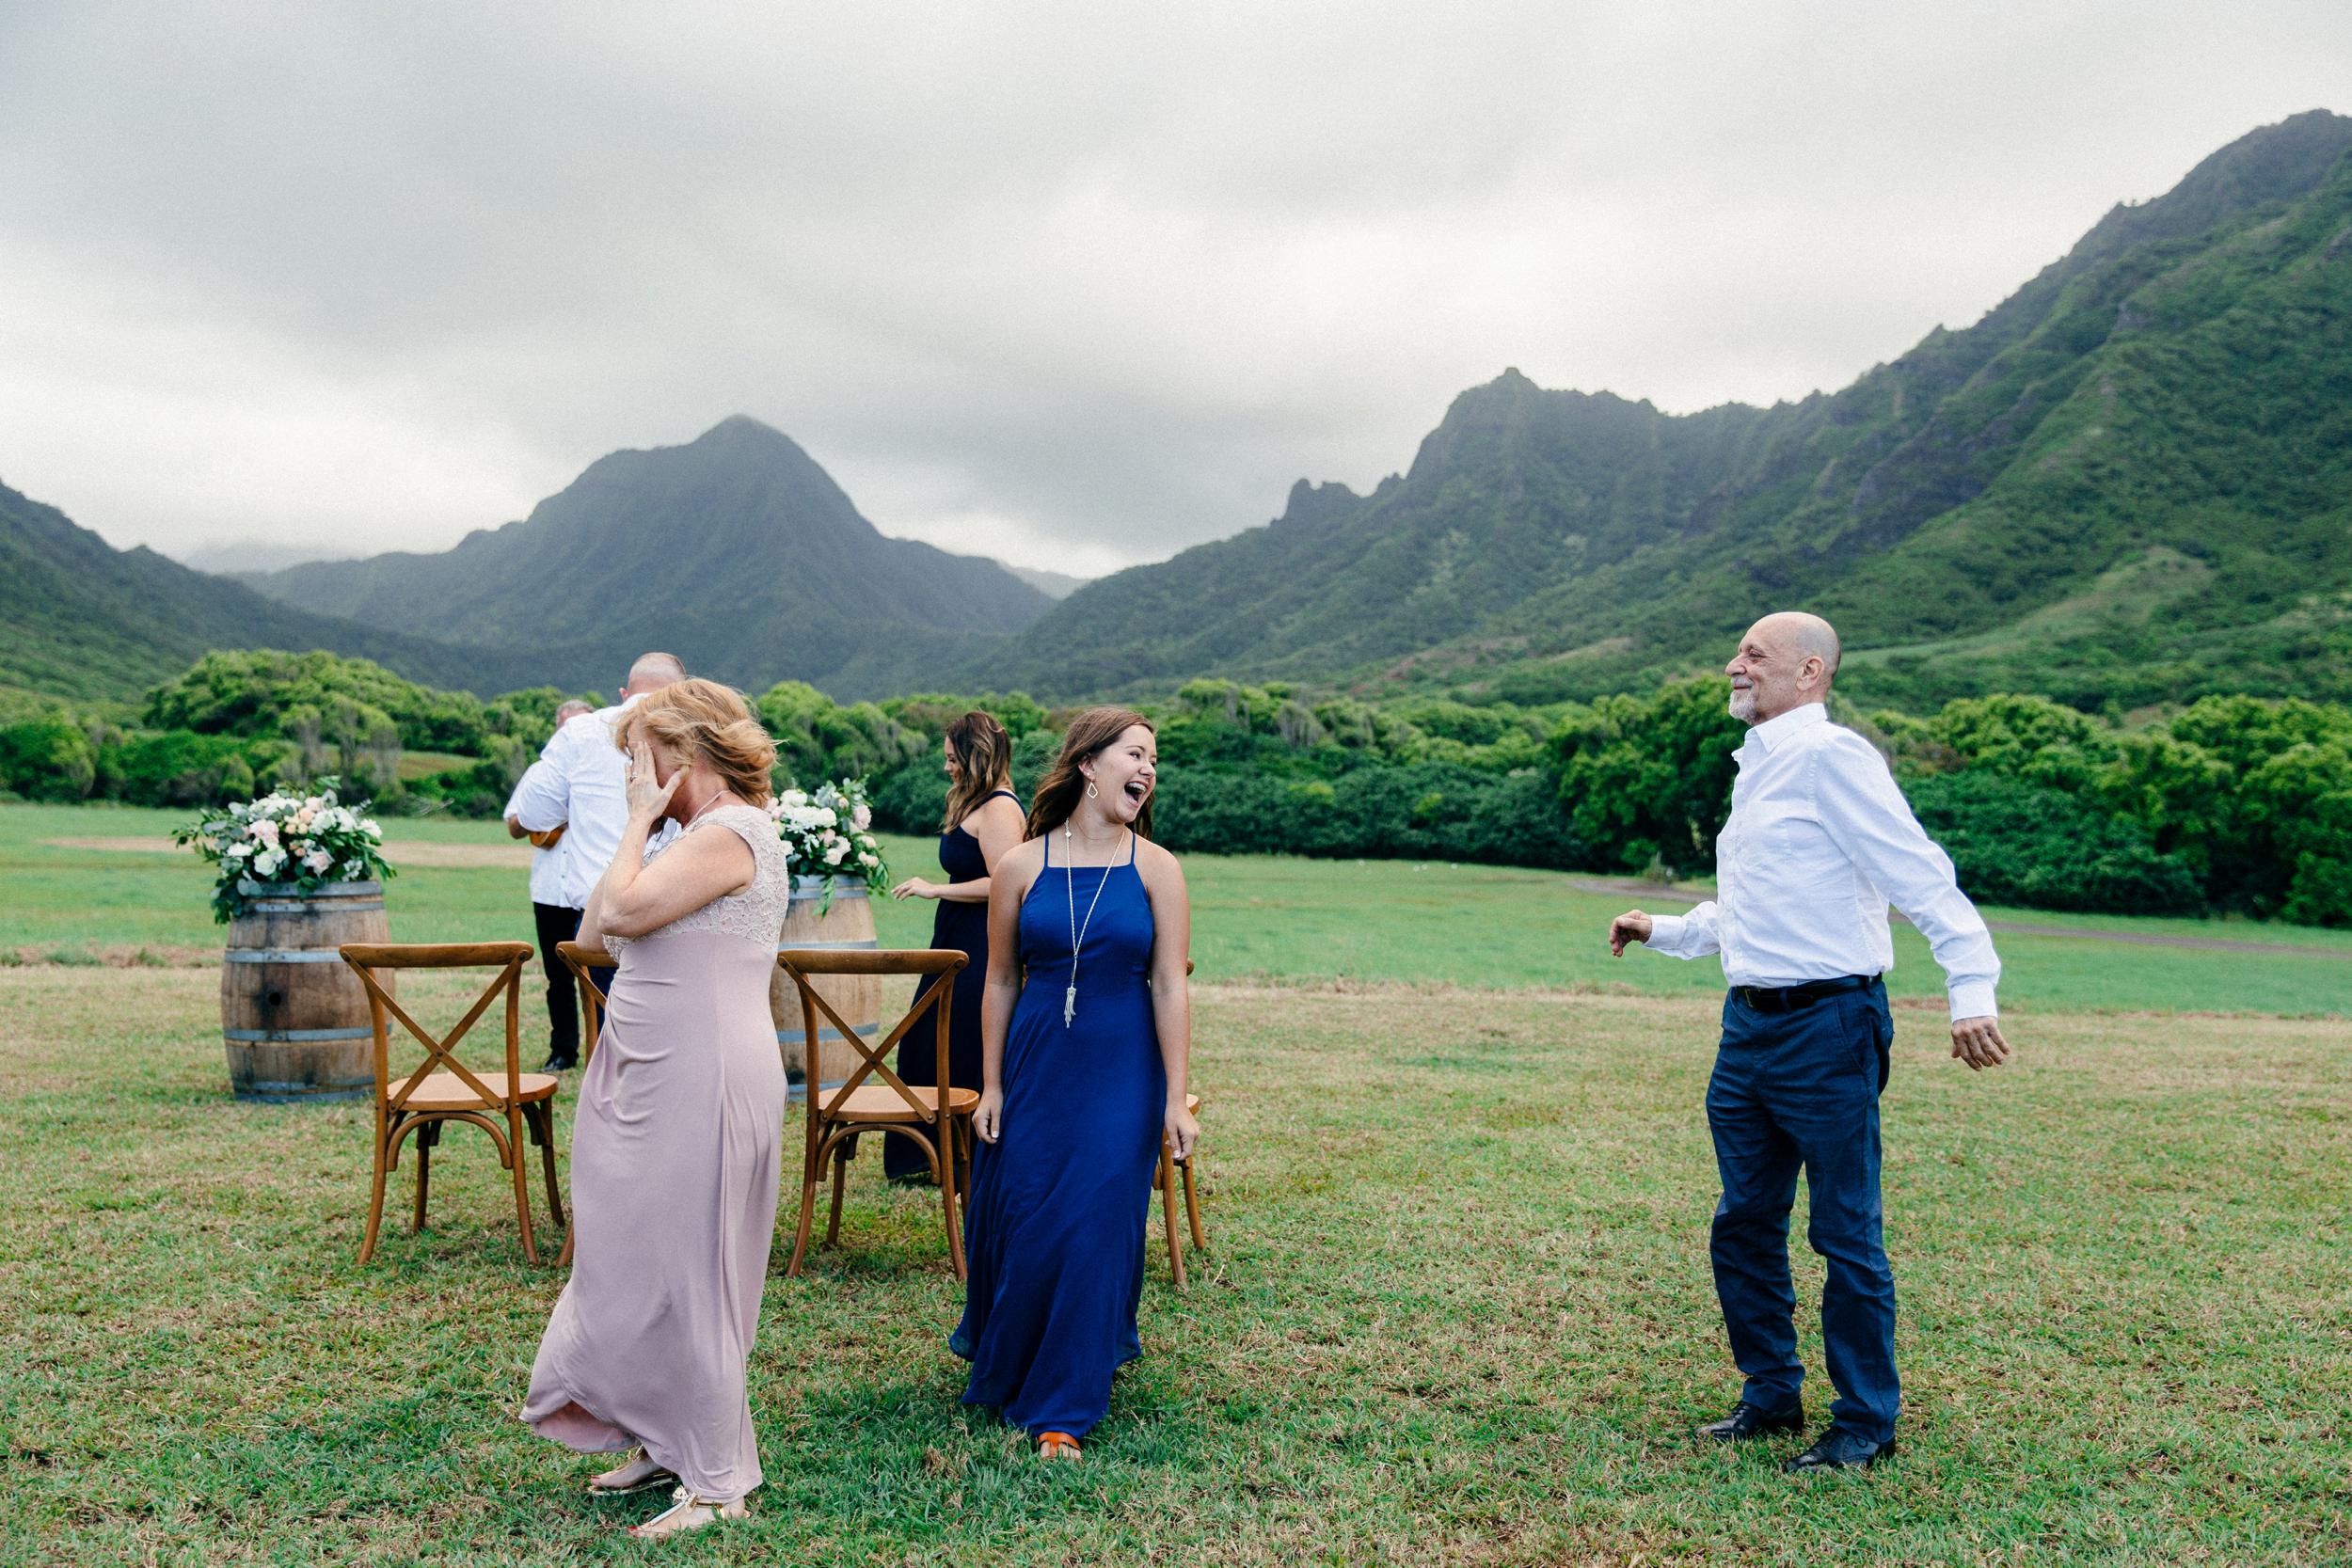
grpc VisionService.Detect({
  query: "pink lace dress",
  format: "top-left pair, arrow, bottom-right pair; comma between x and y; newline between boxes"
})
521,804 -> 790,1502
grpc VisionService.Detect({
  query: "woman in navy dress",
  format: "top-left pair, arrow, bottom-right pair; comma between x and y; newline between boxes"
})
885,711 -> 1025,1181
952,706 -> 1199,1460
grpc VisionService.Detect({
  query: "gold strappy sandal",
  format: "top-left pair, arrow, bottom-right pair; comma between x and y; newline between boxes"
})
626,1491 -> 747,1539
586,1449 -> 678,1497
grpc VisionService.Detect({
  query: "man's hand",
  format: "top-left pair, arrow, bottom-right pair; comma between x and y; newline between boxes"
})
1609,910 -> 1653,958
1950,1015 -> 2011,1071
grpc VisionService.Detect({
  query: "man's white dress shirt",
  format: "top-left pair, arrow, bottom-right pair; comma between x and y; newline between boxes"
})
502,760 -> 570,908
506,698 -> 640,911
1645,703 -> 2000,1021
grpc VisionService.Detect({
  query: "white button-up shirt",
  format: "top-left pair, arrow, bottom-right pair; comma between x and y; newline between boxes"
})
1645,703 -> 2000,1021
502,760 -> 570,908
505,697 -> 641,910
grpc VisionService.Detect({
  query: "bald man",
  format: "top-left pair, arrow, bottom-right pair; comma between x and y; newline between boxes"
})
507,653 -> 688,1069
1609,612 -> 2010,1473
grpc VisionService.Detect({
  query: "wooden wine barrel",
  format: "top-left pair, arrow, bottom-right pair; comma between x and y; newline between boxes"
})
770,877 -> 879,1101
219,880 -> 389,1103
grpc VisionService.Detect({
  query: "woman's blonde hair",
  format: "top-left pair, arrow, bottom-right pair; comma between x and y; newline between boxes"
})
616,678 -> 776,806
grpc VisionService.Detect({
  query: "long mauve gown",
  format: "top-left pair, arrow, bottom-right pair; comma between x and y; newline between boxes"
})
521,803 -> 790,1502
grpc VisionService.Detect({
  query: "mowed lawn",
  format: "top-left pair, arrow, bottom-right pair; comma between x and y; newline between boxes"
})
1,802 -> 2349,1564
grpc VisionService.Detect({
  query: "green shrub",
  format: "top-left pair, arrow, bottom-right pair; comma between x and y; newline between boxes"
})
1903,771 -> 2205,916
0,721 -> 96,801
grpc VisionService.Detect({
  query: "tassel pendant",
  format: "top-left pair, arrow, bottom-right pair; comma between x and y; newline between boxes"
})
1063,985 -> 1076,1027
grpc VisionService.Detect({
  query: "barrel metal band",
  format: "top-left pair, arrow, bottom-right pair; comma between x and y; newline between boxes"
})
236,881 -> 383,896
245,899 -> 383,914
224,949 -> 351,964
224,1026 -> 374,1042
777,939 -> 881,951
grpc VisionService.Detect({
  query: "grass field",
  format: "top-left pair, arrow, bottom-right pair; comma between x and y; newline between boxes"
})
2,802 -> 2349,1564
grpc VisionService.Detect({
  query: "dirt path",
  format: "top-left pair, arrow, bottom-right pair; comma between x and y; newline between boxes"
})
1570,879 -> 2351,959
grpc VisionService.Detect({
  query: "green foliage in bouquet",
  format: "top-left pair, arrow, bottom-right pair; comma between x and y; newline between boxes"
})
173,777 -> 396,924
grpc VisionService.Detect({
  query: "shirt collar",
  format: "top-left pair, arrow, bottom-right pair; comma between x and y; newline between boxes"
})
1744,701 -> 1827,755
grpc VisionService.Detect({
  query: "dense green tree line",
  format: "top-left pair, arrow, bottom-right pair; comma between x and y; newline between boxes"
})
5,651 -> 2347,925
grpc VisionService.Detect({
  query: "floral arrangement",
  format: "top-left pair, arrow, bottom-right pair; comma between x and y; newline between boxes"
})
175,777 -> 393,923
768,778 -> 888,908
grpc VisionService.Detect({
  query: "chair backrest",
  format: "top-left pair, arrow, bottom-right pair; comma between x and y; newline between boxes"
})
554,941 -> 617,1061
778,948 -> 965,1122
339,942 -> 534,1114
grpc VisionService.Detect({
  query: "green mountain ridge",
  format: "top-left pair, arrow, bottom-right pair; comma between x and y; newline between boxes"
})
249,416 -> 1054,699
981,109 -> 2352,711
0,481 -> 499,705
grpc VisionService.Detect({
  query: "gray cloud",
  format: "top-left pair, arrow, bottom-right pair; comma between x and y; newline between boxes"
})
2,2 -> 2346,577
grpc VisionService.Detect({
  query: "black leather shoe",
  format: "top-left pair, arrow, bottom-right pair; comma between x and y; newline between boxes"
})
538,1053 -> 578,1073
1695,1400 -> 1805,1442
1784,1428 -> 1896,1472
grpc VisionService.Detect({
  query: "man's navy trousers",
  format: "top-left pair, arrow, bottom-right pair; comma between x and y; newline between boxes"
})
1706,976 -> 1899,1443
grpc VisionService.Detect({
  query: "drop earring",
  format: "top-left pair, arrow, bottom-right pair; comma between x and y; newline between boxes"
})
1086,782 -> 1099,800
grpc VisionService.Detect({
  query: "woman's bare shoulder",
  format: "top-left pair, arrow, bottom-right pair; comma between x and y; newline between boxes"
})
1134,836 -> 1184,884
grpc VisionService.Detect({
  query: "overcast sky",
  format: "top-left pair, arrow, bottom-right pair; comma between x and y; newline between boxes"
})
2,4 -> 2346,578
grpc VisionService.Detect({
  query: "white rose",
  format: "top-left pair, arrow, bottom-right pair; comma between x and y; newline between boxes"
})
813,807 -> 837,828
823,842 -> 848,865
224,843 -> 249,861
361,820 -> 382,839
253,848 -> 285,877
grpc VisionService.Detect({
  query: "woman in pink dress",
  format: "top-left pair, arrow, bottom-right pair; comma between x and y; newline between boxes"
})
520,678 -> 791,1540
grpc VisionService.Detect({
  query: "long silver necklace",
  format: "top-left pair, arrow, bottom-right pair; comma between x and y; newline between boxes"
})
1062,819 -> 1126,1027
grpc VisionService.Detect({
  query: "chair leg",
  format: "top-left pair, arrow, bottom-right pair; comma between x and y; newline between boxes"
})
359,1124 -> 393,1265
531,1102 -> 564,1227
1157,1144 -> 1186,1291
939,1127 -> 966,1281
509,1107 -> 540,1265
825,1139 -> 850,1248
786,1142 -> 822,1278
411,1120 -> 437,1233
1182,1156 -> 1208,1251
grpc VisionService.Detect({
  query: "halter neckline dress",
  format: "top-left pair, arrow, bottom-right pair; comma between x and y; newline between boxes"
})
952,829 -> 1165,1439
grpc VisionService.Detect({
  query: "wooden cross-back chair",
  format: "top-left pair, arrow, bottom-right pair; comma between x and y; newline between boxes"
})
554,940 -> 617,1069
778,947 -> 972,1278
339,942 -> 563,1265
549,940 -> 618,1269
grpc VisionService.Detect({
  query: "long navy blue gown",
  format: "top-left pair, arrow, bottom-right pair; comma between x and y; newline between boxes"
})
952,832 -> 1164,1439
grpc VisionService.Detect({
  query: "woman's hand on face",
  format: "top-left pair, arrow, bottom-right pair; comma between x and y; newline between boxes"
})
974,1086 -> 1004,1144
890,878 -> 941,901
1164,1099 -> 1200,1163
625,738 -> 682,823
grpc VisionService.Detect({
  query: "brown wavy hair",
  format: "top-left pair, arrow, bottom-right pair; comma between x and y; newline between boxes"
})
1025,706 -> 1155,841
941,709 -> 1013,832
616,678 -> 776,807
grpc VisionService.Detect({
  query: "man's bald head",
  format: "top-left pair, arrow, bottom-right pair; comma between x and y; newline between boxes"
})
622,651 -> 688,700
1724,612 -> 1840,724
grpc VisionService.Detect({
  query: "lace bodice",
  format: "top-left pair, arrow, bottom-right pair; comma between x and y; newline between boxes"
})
602,803 -> 791,956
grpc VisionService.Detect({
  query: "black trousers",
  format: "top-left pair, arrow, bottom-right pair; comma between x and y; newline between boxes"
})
532,902 -> 585,1062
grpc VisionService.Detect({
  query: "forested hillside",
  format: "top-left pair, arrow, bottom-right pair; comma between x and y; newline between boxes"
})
249,417 -> 1052,699
983,111 -> 2352,712
0,481 -> 488,705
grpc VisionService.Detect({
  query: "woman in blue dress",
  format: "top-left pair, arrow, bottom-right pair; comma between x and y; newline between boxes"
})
952,705 -> 1198,1460
885,710 -> 1024,1181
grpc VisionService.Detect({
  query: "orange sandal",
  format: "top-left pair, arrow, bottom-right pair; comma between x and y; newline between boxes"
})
1036,1431 -> 1082,1461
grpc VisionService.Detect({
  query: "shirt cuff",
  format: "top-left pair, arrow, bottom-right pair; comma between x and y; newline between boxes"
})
1948,981 -> 1998,1022
1645,913 -> 1688,955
